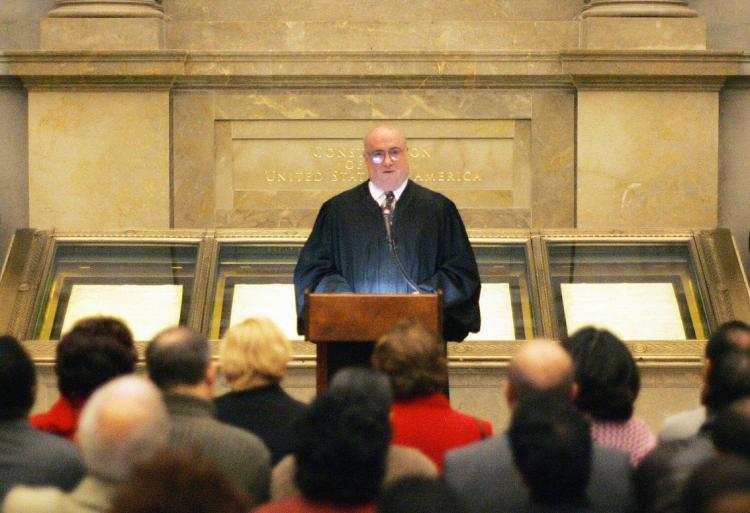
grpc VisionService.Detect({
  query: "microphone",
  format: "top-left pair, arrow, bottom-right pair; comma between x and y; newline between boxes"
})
382,211 -> 421,293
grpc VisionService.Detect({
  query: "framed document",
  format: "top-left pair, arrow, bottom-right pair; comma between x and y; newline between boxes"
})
229,283 -> 298,340
62,284 -> 183,341
466,283 -> 516,341
560,282 -> 687,340
546,241 -> 709,340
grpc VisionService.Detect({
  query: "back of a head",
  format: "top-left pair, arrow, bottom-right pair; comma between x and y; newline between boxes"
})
329,366 -> 393,417
220,317 -> 292,390
706,321 -> 750,361
683,455 -> 750,513
507,339 -> 575,405
0,335 -> 35,421
146,326 -> 210,390
703,347 -> 750,414
509,393 -> 592,506
77,375 -> 169,481
372,320 -> 447,400
55,317 -> 137,400
562,327 -> 640,422
378,477 -> 466,513
294,384 -> 391,506
110,449 -> 250,513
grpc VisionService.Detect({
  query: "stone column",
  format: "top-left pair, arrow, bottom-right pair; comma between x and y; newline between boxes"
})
47,0 -> 163,18
580,0 -> 705,49
41,0 -> 164,50
582,0 -> 697,18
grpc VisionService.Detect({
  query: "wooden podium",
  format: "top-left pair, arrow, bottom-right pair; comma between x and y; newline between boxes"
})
304,292 -> 442,392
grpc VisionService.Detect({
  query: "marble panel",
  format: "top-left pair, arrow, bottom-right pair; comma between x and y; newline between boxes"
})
175,90 -> 541,230
718,88 -> 750,273
40,17 -> 165,50
173,92 -> 216,228
28,91 -> 170,230
0,88 -> 28,265
163,0 -> 584,22
577,91 -> 718,229
166,21 -> 579,52
582,17 -> 706,50
530,89 -> 576,228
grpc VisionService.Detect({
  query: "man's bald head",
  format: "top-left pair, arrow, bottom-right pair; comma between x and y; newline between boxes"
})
146,326 -> 211,390
506,338 -> 576,409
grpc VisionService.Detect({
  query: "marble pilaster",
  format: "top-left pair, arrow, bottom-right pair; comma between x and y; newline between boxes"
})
582,0 -> 697,17
41,0 -> 164,50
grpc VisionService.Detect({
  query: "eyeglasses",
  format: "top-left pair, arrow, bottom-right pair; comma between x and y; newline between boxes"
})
368,147 -> 404,165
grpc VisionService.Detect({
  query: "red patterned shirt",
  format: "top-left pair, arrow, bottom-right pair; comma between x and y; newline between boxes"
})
590,416 -> 656,466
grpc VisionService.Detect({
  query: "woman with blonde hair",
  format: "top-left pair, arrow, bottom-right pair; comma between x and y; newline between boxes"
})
215,317 -> 305,464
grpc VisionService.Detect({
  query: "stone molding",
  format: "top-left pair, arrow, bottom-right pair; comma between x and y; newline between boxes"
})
582,0 -> 698,18
1,50 -> 746,91
47,0 -> 163,18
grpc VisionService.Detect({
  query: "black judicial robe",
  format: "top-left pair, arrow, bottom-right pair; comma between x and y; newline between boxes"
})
294,180 -> 481,341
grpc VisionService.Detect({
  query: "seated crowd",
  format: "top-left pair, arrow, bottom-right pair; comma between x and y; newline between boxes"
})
2,317 -> 750,513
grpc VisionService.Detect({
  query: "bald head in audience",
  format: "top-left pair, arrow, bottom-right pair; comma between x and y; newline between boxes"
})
77,375 -> 170,481
505,338 -> 576,409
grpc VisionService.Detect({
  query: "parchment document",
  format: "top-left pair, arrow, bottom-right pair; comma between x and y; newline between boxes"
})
230,284 -> 299,340
561,282 -> 687,340
62,284 -> 183,341
466,282 -> 516,341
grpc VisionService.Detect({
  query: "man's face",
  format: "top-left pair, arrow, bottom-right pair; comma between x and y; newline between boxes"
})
364,126 -> 410,191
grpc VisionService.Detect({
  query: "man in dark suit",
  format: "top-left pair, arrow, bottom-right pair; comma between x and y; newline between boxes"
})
443,339 -> 635,513
0,335 -> 84,501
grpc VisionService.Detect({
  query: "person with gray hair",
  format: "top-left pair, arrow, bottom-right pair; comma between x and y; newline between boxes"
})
146,326 -> 271,506
2,375 -> 168,513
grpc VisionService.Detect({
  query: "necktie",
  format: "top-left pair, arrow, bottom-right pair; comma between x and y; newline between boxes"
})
383,191 -> 395,225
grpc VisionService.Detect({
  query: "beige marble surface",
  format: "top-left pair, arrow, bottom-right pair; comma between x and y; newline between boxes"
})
28,91 -> 171,230
582,17 -> 706,50
173,89 -> 555,230
41,17 -> 165,50
577,90 -> 718,229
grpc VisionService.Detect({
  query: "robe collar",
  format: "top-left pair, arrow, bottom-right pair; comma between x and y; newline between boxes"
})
368,178 -> 409,207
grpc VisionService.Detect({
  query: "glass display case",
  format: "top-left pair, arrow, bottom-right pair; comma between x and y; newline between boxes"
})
207,240 -> 303,340
467,240 -> 537,341
1,228 -> 748,362
543,239 -> 710,340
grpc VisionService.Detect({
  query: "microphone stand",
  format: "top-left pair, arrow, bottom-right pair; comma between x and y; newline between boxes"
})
383,213 -> 421,293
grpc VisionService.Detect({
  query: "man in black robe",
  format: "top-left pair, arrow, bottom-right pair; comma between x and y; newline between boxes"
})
294,125 -> 481,369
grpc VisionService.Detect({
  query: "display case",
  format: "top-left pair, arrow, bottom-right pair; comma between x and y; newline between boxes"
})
2,228 -> 748,362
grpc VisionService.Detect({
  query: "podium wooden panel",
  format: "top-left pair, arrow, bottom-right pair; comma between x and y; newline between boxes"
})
305,292 -> 442,392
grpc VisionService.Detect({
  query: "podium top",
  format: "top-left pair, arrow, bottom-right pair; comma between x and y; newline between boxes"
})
304,292 -> 442,342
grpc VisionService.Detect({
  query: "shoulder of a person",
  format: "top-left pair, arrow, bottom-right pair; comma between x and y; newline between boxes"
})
591,441 -> 631,468
2,484 -> 65,513
445,432 -> 507,464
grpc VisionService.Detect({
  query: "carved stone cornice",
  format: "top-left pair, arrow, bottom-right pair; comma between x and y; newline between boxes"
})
2,49 -> 747,92
562,49 -> 741,91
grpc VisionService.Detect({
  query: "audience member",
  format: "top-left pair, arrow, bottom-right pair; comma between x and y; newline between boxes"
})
682,455 -> 750,513
146,326 -> 271,505
443,338 -> 634,513
270,367 -> 437,501
378,477 -> 466,513
509,394 -> 594,513
660,320 -> 750,442
215,317 -> 306,464
256,373 -> 391,513
31,316 -> 137,440
711,396 -> 750,457
635,347 -> 750,513
110,448 -> 251,513
0,335 -> 84,501
2,375 -> 168,513
371,320 -> 492,471
562,327 -> 656,465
